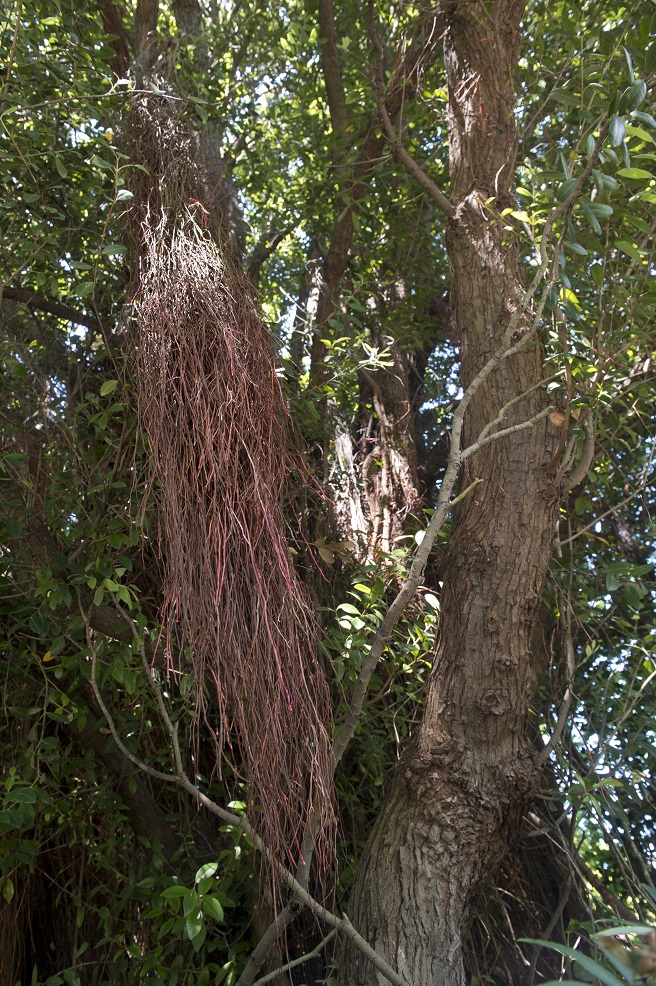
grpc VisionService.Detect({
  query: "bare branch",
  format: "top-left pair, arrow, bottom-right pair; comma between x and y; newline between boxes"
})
558,480 -> 654,548
462,405 -> 555,461
87,625 -> 176,783
237,901 -> 304,986
251,929 -> 337,986
90,598 -> 411,986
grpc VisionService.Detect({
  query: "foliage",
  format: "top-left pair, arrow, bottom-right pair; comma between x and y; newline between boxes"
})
1,0 -> 656,983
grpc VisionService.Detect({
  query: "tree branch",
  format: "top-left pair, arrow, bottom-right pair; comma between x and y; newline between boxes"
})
2,286 -> 101,331
367,2 -> 454,220
251,929 -> 337,986
246,227 -> 292,288
96,0 -> 131,78
536,624 -> 576,767
318,0 -> 349,146
89,599 -> 412,986
135,0 -> 159,68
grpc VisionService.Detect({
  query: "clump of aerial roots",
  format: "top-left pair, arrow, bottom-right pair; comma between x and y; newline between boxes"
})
122,93 -> 334,879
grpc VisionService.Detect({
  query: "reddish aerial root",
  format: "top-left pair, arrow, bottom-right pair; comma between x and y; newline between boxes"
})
122,94 -> 334,878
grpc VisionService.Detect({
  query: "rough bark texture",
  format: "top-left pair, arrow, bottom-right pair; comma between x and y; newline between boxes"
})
340,3 -> 560,984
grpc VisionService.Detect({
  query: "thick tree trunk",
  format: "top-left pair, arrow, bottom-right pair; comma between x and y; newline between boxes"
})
340,4 -> 559,984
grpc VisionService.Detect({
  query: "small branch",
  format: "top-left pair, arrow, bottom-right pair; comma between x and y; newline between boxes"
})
246,227 -> 292,287
2,286 -> 101,331
561,413 -> 595,491
575,852 -> 638,921
536,612 -> 576,766
87,625 -> 176,783
558,484 -> 652,548
251,929 -> 337,986
528,870 -> 572,986
462,405 -> 555,461
368,3 -> 454,220
237,900 -> 304,986
475,374 -> 559,445
88,598 -> 409,986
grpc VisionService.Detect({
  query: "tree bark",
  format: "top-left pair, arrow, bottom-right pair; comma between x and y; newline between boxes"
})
340,3 -> 560,983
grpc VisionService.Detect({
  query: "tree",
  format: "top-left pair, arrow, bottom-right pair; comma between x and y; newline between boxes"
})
1,1 -> 655,985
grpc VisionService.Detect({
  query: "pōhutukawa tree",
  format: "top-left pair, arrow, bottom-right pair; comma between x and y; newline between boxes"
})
1,0 -> 655,984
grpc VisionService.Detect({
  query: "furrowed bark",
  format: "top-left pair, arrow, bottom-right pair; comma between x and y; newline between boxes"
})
340,3 -> 560,984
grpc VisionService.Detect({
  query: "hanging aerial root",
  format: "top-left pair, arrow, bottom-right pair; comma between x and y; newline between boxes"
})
121,93 -> 334,880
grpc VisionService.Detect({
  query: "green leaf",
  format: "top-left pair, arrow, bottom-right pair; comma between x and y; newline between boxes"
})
100,379 -> 118,396
520,941 -> 627,986
195,862 -> 218,884
632,110 -> 656,129
6,787 -> 38,804
161,885 -> 188,899
617,167 -> 653,179
587,203 -> 613,217
552,88 -> 581,106
183,889 -> 199,917
615,239 -> 643,262
54,157 -> 68,178
619,79 -> 647,113
608,115 -> 626,147
116,585 -> 132,607
185,910 -> 203,941
202,895 -> 224,923
556,176 -> 578,201
91,155 -> 113,170
190,924 -> 206,952
115,188 -> 134,201
564,240 -> 588,256
580,202 -> 602,234
623,583 -> 643,610
597,924 -> 656,937
5,516 -> 23,537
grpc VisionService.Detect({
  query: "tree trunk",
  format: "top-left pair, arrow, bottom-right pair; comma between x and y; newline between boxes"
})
340,3 -> 560,983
